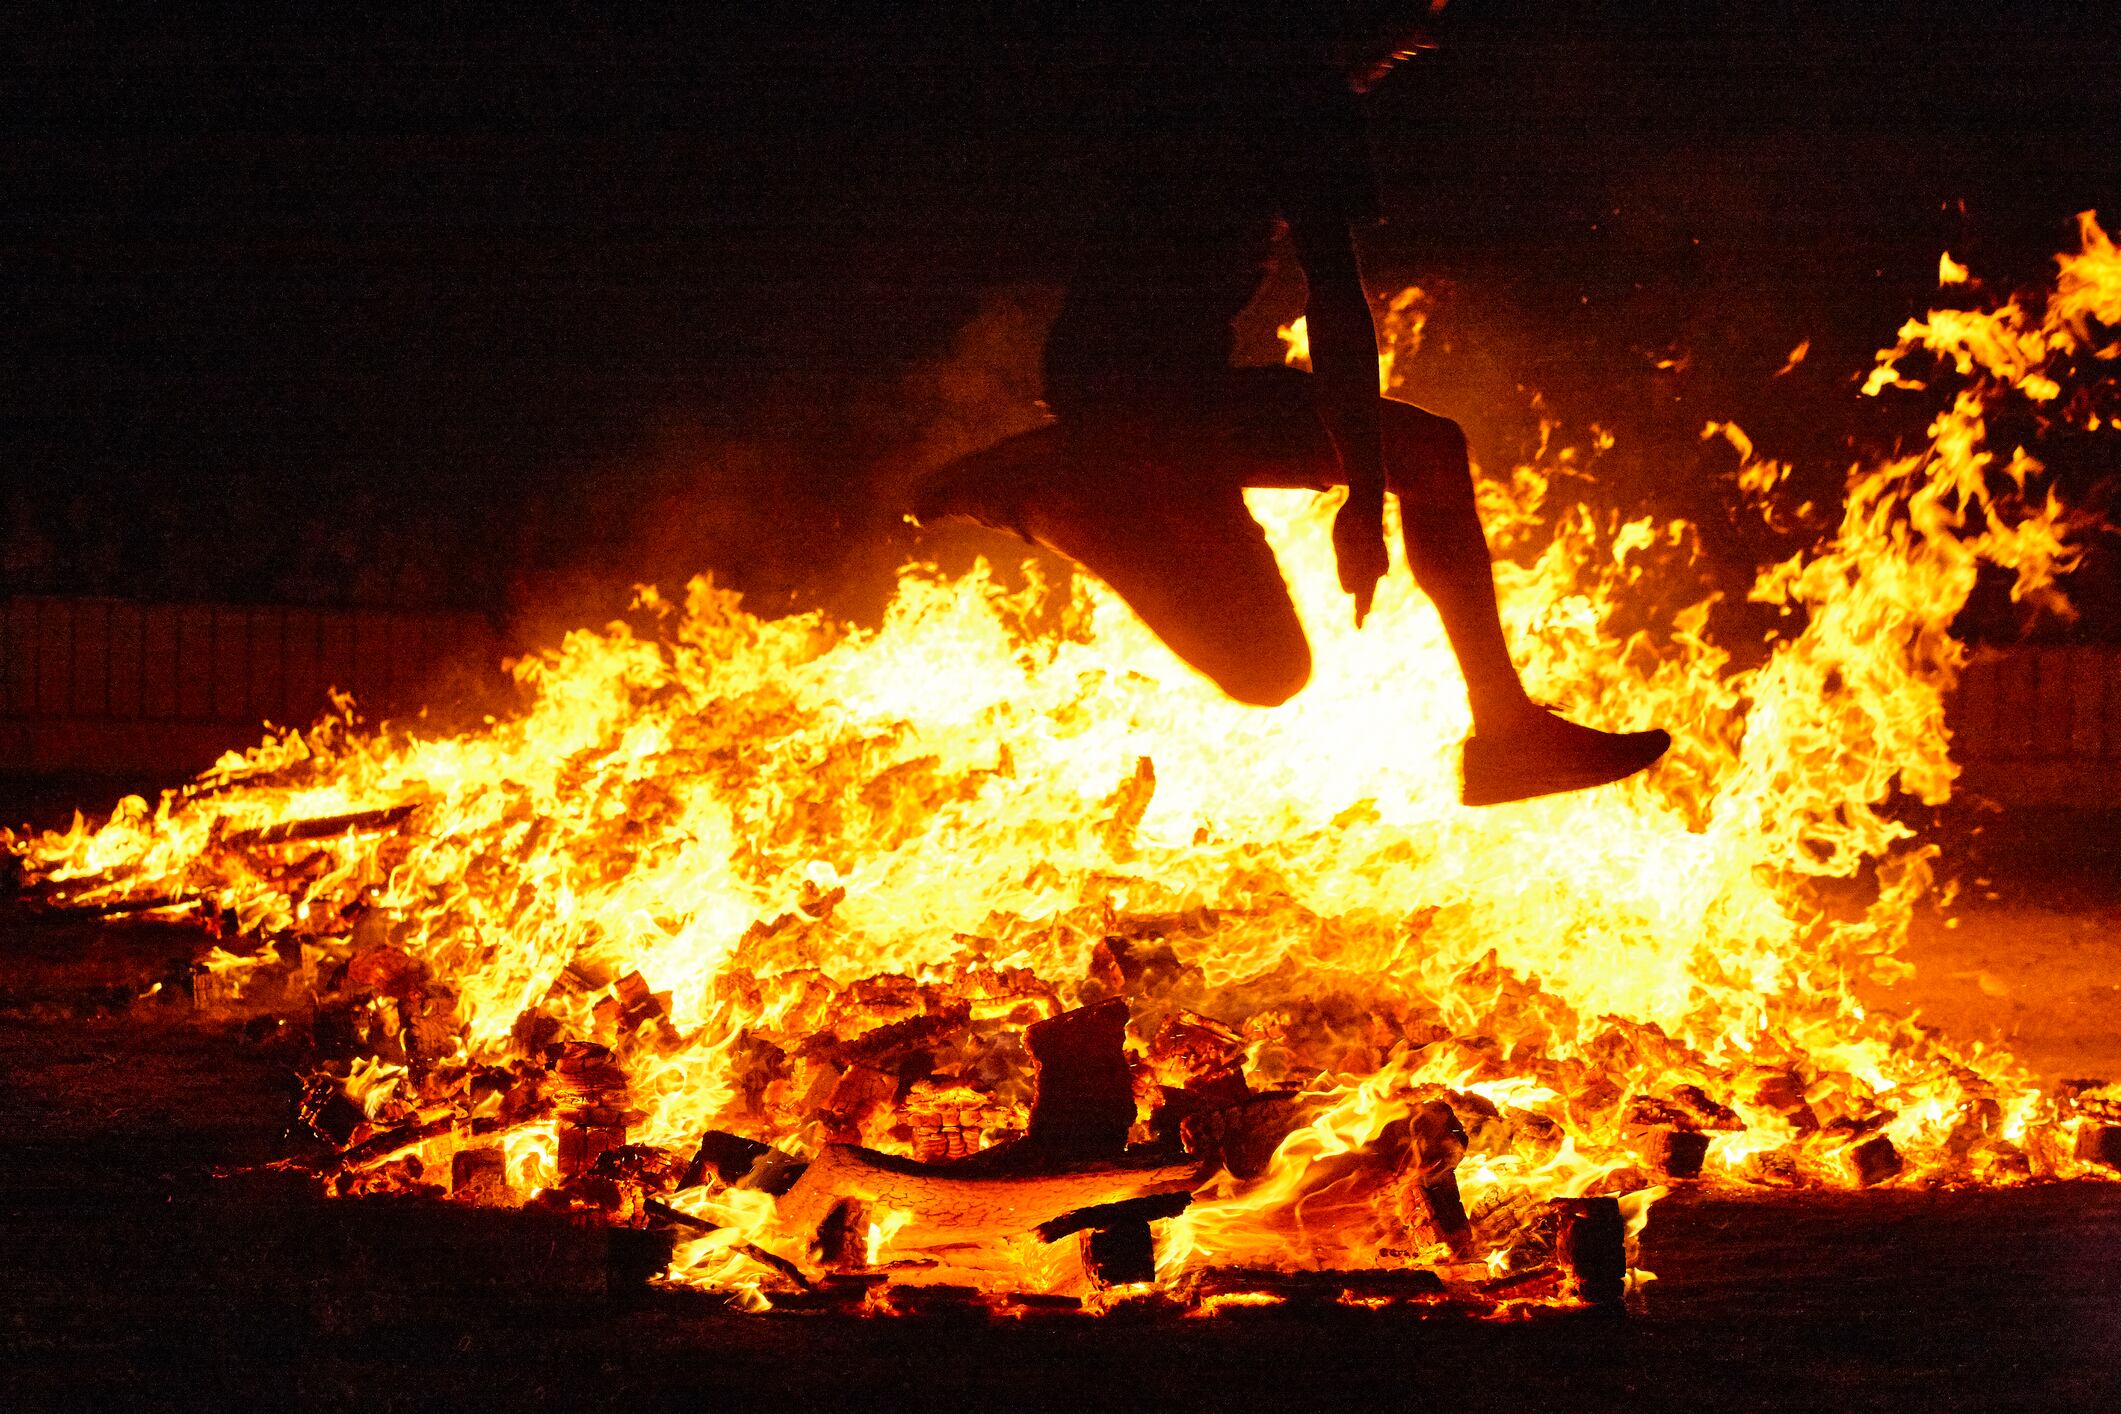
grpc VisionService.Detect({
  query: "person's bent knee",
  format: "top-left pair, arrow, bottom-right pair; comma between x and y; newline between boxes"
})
1383,402 -> 1468,456
1211,641 -> 1311,708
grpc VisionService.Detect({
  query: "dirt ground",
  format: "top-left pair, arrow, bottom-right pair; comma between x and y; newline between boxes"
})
1875,808 -> 2121,1084
2,794 -> 2119,1411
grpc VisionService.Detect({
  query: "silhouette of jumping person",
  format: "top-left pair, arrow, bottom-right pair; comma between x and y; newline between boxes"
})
914,3 -> 1668,806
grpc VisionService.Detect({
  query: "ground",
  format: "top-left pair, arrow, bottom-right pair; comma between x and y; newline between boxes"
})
2,799 -> 2119,1412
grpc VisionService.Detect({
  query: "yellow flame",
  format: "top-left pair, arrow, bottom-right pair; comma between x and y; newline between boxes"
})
10,217 -> 2119,1302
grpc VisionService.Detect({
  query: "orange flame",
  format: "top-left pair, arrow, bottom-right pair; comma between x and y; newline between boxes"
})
11,214 -> 2118,1307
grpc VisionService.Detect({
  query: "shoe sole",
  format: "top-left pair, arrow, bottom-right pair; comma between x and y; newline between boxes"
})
1459,733 -> 1670,808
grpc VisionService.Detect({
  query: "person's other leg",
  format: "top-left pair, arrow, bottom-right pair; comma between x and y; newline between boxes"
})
1212,369 -> 1533,732
1217,369 -> 1668,803
1375,401 -> 1539,734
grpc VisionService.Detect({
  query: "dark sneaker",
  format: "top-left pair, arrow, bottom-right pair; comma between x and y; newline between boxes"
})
1460,711 -> 1671,807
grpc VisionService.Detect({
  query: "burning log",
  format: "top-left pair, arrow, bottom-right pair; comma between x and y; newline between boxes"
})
451,1146 -> 510,1204
221,802 -> 420,850
591,970 -> 676,1048
1549,1197 -> 1627,1308
681,1130 -> 775,1190
2075,1123 -> 2121,1171
902,1082 -> 1020,1163
327,1111 -> 462,1176
774,1142 -> 1206,1251
1180,1090 -> 1310,1179
1407,1099 -> 1475,1259
1145,1010 -> 1249,1099
551,1043 -> 632,1183
642,1200 -> 814,1292
61,892 -> 202,920
1034,1190 -> 1195,1243
1643,1128 -> 1710,1180
1041,1191 -> 1195,1288
1082,1220 -> 1158,1288
1844,1133 -> 1903,1187
1023,998 -> 1135,1159
299,1074 -> 367,1147
1623,1092 -> 1729,1180
1186,1266 -> 1449,1307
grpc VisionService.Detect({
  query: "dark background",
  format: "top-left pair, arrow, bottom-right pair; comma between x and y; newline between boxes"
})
5,1 -> 2118,640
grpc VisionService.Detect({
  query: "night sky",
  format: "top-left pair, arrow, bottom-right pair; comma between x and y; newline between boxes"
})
5,1 -> 2117,635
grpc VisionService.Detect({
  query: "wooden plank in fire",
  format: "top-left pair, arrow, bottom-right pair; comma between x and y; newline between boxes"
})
222,802 -> 421,850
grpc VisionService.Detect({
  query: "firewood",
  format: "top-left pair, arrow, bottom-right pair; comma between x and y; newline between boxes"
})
299,1074 -> 366,1146
2075,1122 -> 2121,1171
813,1197 -> 872,1268
222,803 -> 420,850
1145,1010 -> 1248,1097
1549,1197 -> 1626,1307
1665,1083 -> 1743,1130
551,1043 -> 632,1182
1186,1266 -> 1447,1306
328,1113 -> 460,1174
1023,999 -> 1135,1159
642,1200 -> 813,1290
1082,1220 -> 1157,1287
1643,1126 -> 1711,1180
1407,1099 -> 1475,1258
592,969 -> 676,1046
819,1061 -> 899,1142
1034,1189 -> 1194,1243
773,1142 -> 1205,1249
558,1119 -> 628,1184
450,1146 -> 510,1204
680,1130 -> 773,1190
1179,1089 -> 1309,1179
17,867 -> 126,905
1844,1133 -> 1902,1186
901,1081 -> 1020,1163
58,892 -> 200,919
1082,934 -> 1200,1008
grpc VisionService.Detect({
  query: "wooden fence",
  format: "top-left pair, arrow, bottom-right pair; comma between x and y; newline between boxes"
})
1,595 -> 2117,805
0,596 -> 501,778
1952,646 -> 2121,809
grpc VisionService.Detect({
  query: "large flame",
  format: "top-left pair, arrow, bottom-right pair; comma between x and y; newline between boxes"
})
11,216 -> 2117,1308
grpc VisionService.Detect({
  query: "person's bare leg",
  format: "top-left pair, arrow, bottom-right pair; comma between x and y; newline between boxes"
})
1378,405 -> 1539,736
1376,399 -> 1668,803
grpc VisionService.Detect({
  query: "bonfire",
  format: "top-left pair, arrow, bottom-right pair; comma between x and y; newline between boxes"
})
9,215 -> 2119,1316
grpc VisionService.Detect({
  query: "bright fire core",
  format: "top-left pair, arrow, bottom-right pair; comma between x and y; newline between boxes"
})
12,216 -> 2120,1311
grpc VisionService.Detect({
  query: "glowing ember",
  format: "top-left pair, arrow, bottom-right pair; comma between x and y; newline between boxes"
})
8,216 -> 2117,1313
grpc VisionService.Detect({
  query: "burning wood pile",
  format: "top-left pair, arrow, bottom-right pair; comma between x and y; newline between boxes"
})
7,217 -> 2119,1315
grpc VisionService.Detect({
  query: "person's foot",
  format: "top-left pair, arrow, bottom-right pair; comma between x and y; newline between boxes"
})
1459,708 -> 1671,807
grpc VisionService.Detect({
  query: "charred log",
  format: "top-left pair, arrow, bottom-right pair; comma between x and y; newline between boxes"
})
1644,1127 -> 1711,1180
222,803 -> 420,850
681,1131 -> 773,1190
1844,1133 -> 1903,1187
1034,1190 -> 1194,1244
1082,1220 -> 1157,1288
2076,1123 -> 2121,1171
1023,998 -> 1135,1159
1550,1197 -> 1627,1308
773,1142 -> 1204,1249
1186,1266 -> 1448,1306
1179,1090 -> 1308,1179
1408,1099 -> 1475,1259
450,1146 -> 510,1204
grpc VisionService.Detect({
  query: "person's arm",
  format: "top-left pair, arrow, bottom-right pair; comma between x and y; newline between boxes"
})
1290,214 -> 1385,505
1289,210 -> 1391,625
